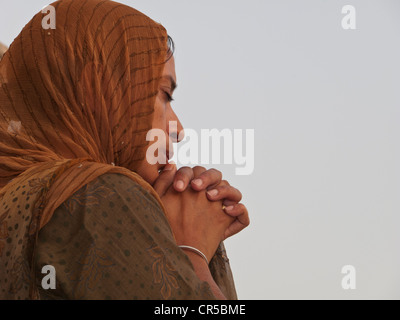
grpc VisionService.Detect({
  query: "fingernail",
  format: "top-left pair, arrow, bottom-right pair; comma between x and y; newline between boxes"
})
163,163 -> 174,171
191,179 -> 203,187
207,189 -> 218,197
225,205 -> 234,211
175,180 -> 184,190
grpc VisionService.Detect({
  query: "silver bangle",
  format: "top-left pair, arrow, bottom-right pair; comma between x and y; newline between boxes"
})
178,245 -> 209,265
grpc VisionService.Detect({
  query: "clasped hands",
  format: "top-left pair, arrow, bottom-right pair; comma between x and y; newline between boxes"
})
153,163 -> 250,262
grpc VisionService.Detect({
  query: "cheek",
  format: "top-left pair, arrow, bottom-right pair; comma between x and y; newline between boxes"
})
152,97 -> 167,130
134,98 -> 167,185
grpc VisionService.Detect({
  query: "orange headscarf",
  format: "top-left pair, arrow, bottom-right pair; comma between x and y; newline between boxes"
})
0,0 -> 170,298
0,0 -> 169,224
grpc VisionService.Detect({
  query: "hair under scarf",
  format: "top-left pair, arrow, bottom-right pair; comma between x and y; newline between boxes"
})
0,0 -> 169,298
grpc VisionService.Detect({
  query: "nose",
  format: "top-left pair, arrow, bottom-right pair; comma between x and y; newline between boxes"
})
168,108 -> 185,143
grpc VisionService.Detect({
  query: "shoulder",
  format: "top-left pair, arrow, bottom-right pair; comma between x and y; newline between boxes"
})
61,172 -> 164,217
52,171 -> 172,241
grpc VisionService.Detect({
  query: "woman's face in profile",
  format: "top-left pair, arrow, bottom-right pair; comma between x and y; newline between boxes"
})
136,56 -> 184,185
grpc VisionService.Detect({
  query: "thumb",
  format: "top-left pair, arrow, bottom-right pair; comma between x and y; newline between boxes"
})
153,162 -> 177,197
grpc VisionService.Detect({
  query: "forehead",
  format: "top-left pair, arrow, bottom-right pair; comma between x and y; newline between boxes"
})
162,56 -> 176,82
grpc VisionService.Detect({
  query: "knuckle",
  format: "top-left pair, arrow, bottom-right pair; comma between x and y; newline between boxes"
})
214,185 -> 228,194
193,165 -> 206,172
228,185 -> 241,196
219,179 -> 230,186
176,166 -> 193,179
178,166 -> 192,172
222,185 -> 234,193
193,166 -> 207,177
209,168 -> 222,177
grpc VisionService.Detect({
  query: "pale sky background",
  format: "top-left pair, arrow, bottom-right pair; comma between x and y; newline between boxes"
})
1,0 -> 399,299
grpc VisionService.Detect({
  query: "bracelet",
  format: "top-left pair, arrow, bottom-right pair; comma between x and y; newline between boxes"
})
178,245 -> 209,265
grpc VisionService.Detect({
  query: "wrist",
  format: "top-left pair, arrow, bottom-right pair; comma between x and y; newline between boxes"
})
179,246 -> 209,267
181,248 -> 226,300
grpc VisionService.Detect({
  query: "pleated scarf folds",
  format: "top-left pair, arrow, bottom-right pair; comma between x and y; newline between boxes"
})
0,0 -> 169,298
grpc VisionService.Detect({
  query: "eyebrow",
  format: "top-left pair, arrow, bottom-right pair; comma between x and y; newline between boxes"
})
162,75 -> 177,92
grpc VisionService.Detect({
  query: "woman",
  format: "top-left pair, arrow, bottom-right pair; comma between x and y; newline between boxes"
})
0,0 -> 249,300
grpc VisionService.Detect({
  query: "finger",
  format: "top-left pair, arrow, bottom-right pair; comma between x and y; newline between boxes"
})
192,166 -> 207,177
223,203 -> 250,239
173,166 -> 194,192
191,168 -> 223,191
152,162 -> 177,196
223,203 -> 247,218
206,185 -> 242,203
222,199 -> 237,206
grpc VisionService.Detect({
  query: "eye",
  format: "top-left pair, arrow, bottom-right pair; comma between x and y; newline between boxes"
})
163,90 -> 174,102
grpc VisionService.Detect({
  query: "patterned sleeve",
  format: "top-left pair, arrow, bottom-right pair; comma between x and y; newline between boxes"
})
35,173 -> 237,300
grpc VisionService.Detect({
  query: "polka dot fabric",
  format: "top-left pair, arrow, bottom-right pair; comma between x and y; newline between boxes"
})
33,173 -> 237,300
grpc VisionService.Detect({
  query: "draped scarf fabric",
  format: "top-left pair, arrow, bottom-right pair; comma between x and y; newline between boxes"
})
0,0 -> 170,298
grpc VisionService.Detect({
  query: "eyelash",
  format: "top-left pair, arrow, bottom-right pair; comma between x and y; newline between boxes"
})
163,91 -> 174,102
